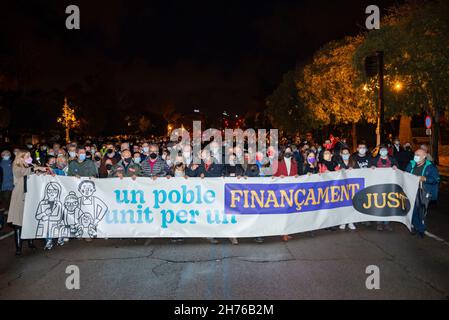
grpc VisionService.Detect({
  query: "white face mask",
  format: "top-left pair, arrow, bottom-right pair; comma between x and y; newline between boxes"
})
143,147 -> 149,153
358,148 -> 367,155
414,155 -> 422,163
69,151 -> 76,158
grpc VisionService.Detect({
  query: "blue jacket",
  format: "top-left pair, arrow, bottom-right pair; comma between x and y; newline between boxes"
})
406,160 -> 440,201
0,159 -> 14,191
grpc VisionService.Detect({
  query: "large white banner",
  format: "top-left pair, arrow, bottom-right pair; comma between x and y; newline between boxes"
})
21,169 -> 419,239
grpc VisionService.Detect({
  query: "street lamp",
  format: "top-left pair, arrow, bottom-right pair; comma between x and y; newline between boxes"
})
393,81 -> 403,92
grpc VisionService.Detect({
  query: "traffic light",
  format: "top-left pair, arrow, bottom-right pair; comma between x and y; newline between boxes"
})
364,55 -> 378,78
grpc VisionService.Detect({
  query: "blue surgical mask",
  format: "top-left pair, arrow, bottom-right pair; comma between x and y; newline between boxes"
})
2,156 -> 10,161
134,157 -> 141,164
342,154 -> 350,161
380,150 -> 388,157
414,155 -> 422,163
79,154 -> 86,161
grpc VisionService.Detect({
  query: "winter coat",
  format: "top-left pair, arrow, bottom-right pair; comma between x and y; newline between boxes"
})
141,157 -> 168,177
274,159 -> 298,177
7,165 -> 32,226
406,160 -> 440,201
0,159 -> 14,191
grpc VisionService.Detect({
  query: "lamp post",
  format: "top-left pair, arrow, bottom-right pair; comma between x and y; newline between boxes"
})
376,51 -> 385,146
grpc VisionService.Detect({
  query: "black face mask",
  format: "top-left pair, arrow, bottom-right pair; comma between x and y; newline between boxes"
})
94,156 -> 101,162
284,153 -> 292,159
123,157 -> 132,163
105,164 -> 113,170
107,149 -> 114,154
149,153 -> 158,159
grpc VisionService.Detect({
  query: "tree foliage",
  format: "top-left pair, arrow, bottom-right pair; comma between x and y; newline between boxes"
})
353,0 -> 449,117
265,69 -> 318,135
299,36 -> 377,126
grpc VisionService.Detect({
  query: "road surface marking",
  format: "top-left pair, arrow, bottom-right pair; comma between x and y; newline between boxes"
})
425,231 -> 449,247
0,231 -> 14,241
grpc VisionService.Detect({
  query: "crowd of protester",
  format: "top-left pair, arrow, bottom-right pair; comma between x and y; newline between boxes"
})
0,132 -> 440,255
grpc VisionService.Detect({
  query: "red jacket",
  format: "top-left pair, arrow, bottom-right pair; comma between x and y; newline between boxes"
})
274,159 -> 298,177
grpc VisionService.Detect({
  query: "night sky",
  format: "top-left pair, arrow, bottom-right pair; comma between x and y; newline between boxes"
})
0,0 -> 402,118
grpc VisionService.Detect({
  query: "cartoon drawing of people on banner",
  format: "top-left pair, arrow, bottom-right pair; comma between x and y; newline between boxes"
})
61,191 -> 83,237
35,182 -> 63,238
77,180 -> 108,237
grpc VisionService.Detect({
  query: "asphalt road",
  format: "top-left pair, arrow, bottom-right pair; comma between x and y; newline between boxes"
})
1,193 -> 448,300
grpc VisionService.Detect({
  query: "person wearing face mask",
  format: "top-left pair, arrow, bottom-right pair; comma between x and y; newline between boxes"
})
99,144 -> 120,178
104,159 -> 114,176
104,144 -> 121,162
67,144 -> 78,162
336,149 -> 357,231
52,156 -> 68,176
183,146 -> 201,177
369,145 -> 398,231
406,148 -> 440,237
274,147 -> 299,242
45,156 -> 57,170
133,151 -> 142,165
350,142 -> 371,169
53,143 -> 61,156
109,149 -> 141,180
8,151 -> 46,255
369,145 -> 398,170
140,142 -> 151,161
336,148 -> 352,170
198,149 -> 223,178
260,146 -> 277,177
396,142 -> 414,171
274,147 -> 298,178
141,144 -> 168,178
67,147 -> 98,178
318,150 -> 340,173
171,157 -> 186,178
291,144 -> 304,175
0,150 -> 14,229
392,138 -> 403,156
93,152 -> 103,169
303,151 -> 319,175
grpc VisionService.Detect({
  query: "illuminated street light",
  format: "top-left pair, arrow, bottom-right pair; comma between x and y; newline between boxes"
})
393,81 -> 403,92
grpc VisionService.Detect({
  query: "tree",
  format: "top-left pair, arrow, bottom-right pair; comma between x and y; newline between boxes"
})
138,115 -> 151,134
354,0 -> 449,163
298,36 -> 377,148
162,104 -> 182,130
265,69 -> 318,135
57,97 -> 80,143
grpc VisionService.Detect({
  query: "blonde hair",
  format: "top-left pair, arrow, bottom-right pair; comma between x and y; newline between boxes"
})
13,150 -> 31,168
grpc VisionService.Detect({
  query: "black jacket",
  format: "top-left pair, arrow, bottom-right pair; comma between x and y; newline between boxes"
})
222,164 -> 245,177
